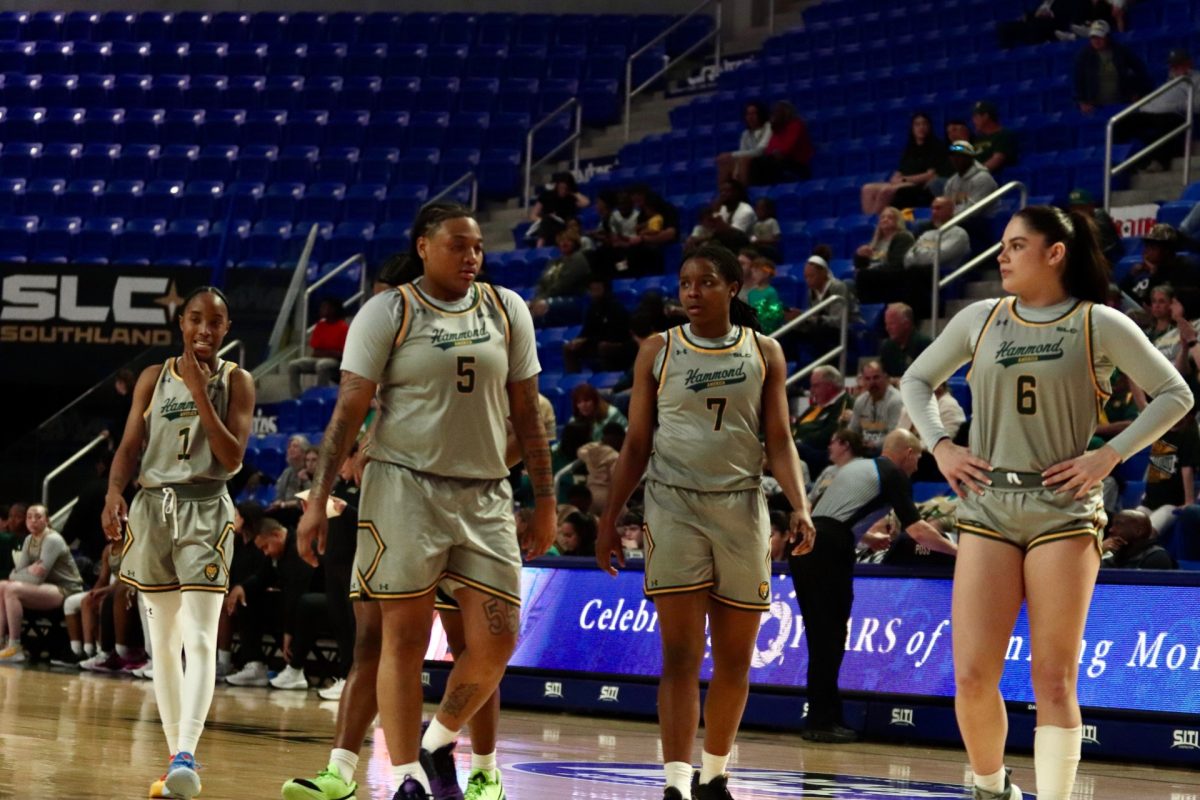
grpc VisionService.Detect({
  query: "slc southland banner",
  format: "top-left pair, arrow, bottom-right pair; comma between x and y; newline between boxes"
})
429,568 -> 1200,717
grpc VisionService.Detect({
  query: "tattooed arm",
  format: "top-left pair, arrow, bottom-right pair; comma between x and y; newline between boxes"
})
507,375 -> 556,558
297,370 -> 377,566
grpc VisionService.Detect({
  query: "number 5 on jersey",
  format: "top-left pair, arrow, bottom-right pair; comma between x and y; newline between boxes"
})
456,355 -> 476,393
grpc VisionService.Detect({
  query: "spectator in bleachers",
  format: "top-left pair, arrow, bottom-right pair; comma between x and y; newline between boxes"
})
879,303 -> 932,381
79,581 -> 147,674
970,101 -> 1019,176
577,422 -> 625,515
945,119 -> 973,149
748,101 -> 814,185
854,207 -> 915,271
769,510 -> 790,562
998,0 -> 1112,47
288,297 -> 349,397
717,100 -> 773,186
1067,187 -> 1124,262
1135,411 -> 1200,532
609,311 -> 663,414
548,510 -> 597,557
861,112 -> 951,214
686,180 -> 756,253
216,500 -> 268,679
530,229 -> 592,318
0,504 -> 84,662
791,255 -> 860,357
54,539 -> 120,667
745,256 -> 785,334
1143,284 -> 1181,361
564,279 -> 633,372
1074,20 -> 1149,115
60,451 -> 118,573
944,141 -> 999,216
796,367 -> 854,474
1095,371 -> 1141,441
266,434 -> 312,519
1101,509 -> 1177,568
0,504 -> 16,579
569,383 -> 628,441
905,197 -> 973,271
91,368 -> 135,445
1113,49 -> 1200,172
527,170 -> 591,247
808,427 -> 866,506
750,197 -> 783,262
618,186 -> 679,276
1121,223 -> 1193,308
849,359 -> 905,456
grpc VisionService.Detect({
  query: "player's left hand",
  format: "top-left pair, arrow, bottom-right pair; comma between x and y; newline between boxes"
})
788,508 -> 816,556
177,347 -> 212,394
1042,445 -> 1121,500
522,500 -> 557,560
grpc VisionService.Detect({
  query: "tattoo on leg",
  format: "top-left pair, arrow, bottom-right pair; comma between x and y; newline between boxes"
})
484,596 -> 520,635
441,682 -> 480,718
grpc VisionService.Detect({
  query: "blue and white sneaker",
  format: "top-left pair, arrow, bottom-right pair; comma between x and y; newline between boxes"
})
164,752 -> 202,800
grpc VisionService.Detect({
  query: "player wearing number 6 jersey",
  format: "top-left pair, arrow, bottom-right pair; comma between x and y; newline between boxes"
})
102,286 -> 256,799
900,206 -> 1191,800
598,243 -> 815,800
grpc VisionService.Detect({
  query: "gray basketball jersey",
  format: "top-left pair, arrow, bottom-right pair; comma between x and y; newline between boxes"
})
347,281 -> 519,480
967,297 -> 1109,471
140,357 -> 238,487
646,324 -> 767,492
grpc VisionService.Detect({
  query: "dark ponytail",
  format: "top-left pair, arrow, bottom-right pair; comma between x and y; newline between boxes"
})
1013,205 -> 1110,304
683,242 -> 763,333
407,201 -> 475,270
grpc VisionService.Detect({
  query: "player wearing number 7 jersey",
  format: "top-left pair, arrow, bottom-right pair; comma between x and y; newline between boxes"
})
900,206 -> 1191,800
102,286 -> 256,799
597,243 -> 815,800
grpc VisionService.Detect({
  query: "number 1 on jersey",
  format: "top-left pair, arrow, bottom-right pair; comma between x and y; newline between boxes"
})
706,397 -> 728,431
176,428 -> 191,461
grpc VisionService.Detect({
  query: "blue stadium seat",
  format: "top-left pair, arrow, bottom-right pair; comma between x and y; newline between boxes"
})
186,74 -> 227,110
439,148 -> 480,186
114,217 -> 165,264
349,42 -> 390,76
300,182 -> 345,222
276,145 -> 318,183
64,11 -> 99,41
33,215 -> 81,262
0,214 -> 37,260
122,108 -> 165,144
359,147 -> 399,184
100,179 -> 144,217
417,78 -> 460,114
285,12 -> 326,45
0,178 -> 25,214
149,73 -> 190,108
24,177 -> 64,216
159,142 -> 203,182
0,42 -> 30,74
546,46 -> 586,81
223,181 -> 264,219
249,11 -> 288,45
0,142 -> 38,180
211,218 -> 251,265
506,46 -> 546,81
75,216 -> 121,262
399,12 -> 442,45
378,76 -> 421,112
341,76 -> 381,112
325,110 -> 369,149
263,182 -> 305,221
446,112 -> 489,150
344,183 -> 385,222
465,45 -> 508,82
160,218 -> 209,264
478,148 -> 521,197
285,110 -> 328,148
459,76 -> 500,113
181,180 -> 224,219
114,143 -> 159,181
329,221 -> 374,262
73,74 -> 113,109
111,42 -> 151,75
515,14 -> 555,48
234,144 -> 277,183
427,44 -> 468,79
142,179 -> 182,218
225,75 -> 264,111
439,12 -> 477,46
365,110 -> 410,149
306,75 -> 343,112
2,107 -> 44,144
476,13 -> 516,47
39,75 -> 79,109
96,11 -> 136,42
27,11 -> 63,42
77,144 -> 119,181
81,108 -> 124,145
398,148 -> 440,185
372,220 -> 410,261
264,74 -> 304,112
317,146 -> 360,184
409,111 -> 450,148
247,219 -> 293,262
499,77 -> 539,116
208,12 -> 250,44
187,42 -> 227,75
243,110 -> 287,145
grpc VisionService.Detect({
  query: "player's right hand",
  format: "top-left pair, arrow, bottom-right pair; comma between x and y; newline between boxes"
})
931,439 -> 992,498
101,493 -> 128,542
297,503 -> 328,568
224,584 -> 247,616
595,515 -> 626,577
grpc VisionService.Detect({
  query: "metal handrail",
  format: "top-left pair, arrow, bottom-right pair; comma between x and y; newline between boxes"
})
770,294 -> 850,385
931,180 -> 1027,330
50,497 -> 77,531
430,170 -> 478,211
298,253 -> 367,359
42,430 -> 108,509
217,338 -> 244,366
1104,76 -> 1194,211
524,98 -> 582,210
624,0 -> 722,141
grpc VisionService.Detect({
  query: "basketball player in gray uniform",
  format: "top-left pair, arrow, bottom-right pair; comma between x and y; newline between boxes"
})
102,286 -> 255,800
294,203 -> 555,800
598,243 -> 814,800
901,207 -> 1191,800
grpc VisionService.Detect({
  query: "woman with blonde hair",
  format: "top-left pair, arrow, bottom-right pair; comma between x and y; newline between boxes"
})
854,207 -> 916,271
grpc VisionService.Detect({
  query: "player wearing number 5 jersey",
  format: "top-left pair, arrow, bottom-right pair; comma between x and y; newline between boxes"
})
102,286 -> 256,800
901,206 -> 1191,800
598,243 -> 815,800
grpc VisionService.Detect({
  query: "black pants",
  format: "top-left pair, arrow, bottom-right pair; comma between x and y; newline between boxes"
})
288,563 -> 356,676
234,589 -> 283,666
788,517 -> 856,729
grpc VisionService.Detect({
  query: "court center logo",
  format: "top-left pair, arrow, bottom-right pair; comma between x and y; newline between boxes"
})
508,763 -> 975,798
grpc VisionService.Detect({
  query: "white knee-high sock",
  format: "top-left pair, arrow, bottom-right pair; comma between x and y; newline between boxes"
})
138,593 -> 153,659
177,592 -> 223,756
1034,725 -> 1082,800
142,592 -> 185,755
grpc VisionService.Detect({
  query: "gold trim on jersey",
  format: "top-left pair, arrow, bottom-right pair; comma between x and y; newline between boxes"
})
1027,526 -> 1103,555
1083,304 -> 1111,400
357,520 -> 386,584
143,362 -> 171,419
394,286 -> 412,347
178,584 -> 227,593
708,590 -> 770,612
119,575 -> 182,592
355,575 -> 441,601
966,300 -> 1007,382
678,324 -> 746,354
750,331 -> 767,379
655,334 -> 671,397
482,283 -> 512,344
411,282 -> 482,316
1007,297 -> 1083,327
167,356 -> 229,383
644,579 -> 717,597
214,521 -> 233,567
442,571 -> 522,606
956,520 -> 1024,549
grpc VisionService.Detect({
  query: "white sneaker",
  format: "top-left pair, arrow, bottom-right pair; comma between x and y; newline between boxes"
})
269,664 -> 308,690
318,677 -> 345,701
78,651 -> 108,671
225,661 -> 270,687
133,659 -> 154,679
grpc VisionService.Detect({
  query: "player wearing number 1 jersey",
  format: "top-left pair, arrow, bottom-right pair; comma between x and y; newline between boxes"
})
102,286 -> 256,799
598,243 -> 815,800
901,207 -> 1191,800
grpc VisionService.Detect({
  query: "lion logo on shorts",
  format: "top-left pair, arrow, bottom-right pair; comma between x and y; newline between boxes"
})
204,563 -> 219,582
758,581 -> 769,601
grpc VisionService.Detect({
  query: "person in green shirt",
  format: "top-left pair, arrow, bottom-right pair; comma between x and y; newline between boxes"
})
970,100 -> 1019,175
745,256 -> 785,333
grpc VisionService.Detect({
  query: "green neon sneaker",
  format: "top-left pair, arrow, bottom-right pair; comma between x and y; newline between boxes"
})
462,768 -> 506,800
281,765 -> 358,800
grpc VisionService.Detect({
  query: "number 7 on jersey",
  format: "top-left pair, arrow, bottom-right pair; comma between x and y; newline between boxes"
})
706,397 -> 728,431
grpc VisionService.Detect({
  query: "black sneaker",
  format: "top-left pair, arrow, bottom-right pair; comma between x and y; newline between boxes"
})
800,723 -> 858,743
393,775 -> 431,800
49,651 -> 86,668
663,787 -> 689,800
693,772 -> 734,800
420,744 -> 463,800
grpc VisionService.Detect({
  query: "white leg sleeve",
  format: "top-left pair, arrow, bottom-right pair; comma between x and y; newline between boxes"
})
1034,724 -> 1083,800
176,592 -> 223,756
142,592 -> 185,755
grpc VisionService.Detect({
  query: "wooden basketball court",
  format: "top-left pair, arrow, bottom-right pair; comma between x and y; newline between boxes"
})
1,665 -> 1196,799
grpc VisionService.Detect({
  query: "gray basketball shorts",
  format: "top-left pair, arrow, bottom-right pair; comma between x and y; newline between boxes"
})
119,484 -> 234,594
350,461 -> 521,606
643,480 -> 772,611
957,483 -> 1106,555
